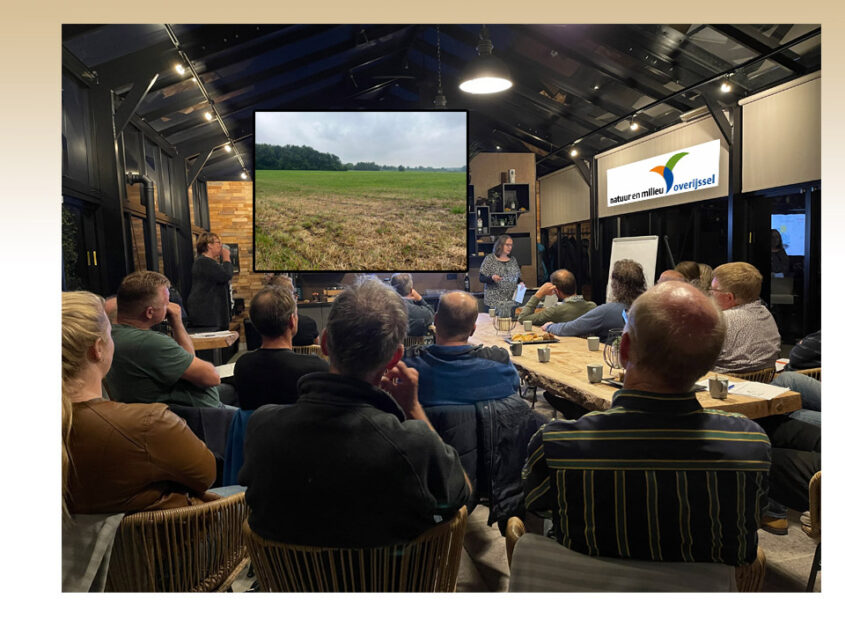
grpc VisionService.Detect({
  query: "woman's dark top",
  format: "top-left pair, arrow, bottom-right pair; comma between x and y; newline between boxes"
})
186,256 -> 233,329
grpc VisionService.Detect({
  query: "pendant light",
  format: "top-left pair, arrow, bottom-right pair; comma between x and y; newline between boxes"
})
459,25 -> 512,95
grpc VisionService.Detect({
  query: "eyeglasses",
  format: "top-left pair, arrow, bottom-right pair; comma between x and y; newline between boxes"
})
709,288 -> 730,296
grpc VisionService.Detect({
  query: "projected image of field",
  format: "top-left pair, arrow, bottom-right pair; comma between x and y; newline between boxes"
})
255,170 -> 467,271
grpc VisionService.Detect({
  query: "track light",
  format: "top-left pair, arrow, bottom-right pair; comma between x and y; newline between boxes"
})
204,111 -> 213,121
175,63 -> 186,75
459,25 -> 512,94
224,144 -> 232,153
720,80 -> 732,93
569,148 -> 578,157
240,170 -> 248,180
630,116 -> 639,131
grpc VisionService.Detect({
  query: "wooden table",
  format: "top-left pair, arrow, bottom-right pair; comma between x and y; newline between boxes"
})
190,330 -> 240,365
190,330 -> 240,351
469,314 -> 801,420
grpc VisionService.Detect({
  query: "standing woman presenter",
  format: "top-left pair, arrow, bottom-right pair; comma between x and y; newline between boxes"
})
479,234 -> 522,315
186,232 -> 233,331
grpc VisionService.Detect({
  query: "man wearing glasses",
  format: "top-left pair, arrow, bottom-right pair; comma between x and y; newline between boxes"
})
709,262 -> 780,374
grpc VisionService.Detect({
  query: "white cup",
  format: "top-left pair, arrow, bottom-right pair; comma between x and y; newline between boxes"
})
587,364 -> 603,383
523,320 -> 533,332
587,336 -> 600,351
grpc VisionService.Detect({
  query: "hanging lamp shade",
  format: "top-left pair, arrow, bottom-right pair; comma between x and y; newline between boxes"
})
459,26 -> 512,94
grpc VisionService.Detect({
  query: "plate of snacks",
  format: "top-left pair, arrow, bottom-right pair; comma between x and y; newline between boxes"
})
506,331 -> 559,345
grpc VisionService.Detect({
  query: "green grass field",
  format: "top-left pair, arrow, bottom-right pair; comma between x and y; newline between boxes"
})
255,170 -> 467,271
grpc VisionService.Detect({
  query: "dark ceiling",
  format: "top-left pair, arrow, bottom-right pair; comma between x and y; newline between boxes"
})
62,23 -> 821,181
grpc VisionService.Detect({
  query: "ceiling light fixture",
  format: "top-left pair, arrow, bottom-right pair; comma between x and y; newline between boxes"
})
720,79 -> 732,93
224,144 -> 232,153
459,25 -> 512,95
433,26 -> 448,109
630,116 -> 639,131
241,170 -> 248,180
569,148 -> 578,157
175,63 -> 186,75
204,111 -> 213,121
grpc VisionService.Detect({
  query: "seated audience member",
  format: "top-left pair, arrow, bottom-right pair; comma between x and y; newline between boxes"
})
106,271 -> 223,408
234,287 -> 329,410
265,274 -> 319,346
674,260 -> 700,282
657,269 -> 686,284
62,291 -> 216,515
390,272 -> 434,337
404,290 -> 519,406
519,269 -> 596,326
239,278 -> 470,546
541,259 -> 646,343
784,330 -> 821,370
710,262 -> 781,373
523,282 -> 770,565
693,263 -> 714,294
770,371 -> 821,426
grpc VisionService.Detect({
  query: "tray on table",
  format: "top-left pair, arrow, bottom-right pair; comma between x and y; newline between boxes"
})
505,336 -> 560,345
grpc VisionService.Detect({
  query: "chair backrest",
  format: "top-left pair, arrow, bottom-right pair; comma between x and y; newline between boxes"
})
802,471 -> 821,541
795,367 -> 821,381
506,516 -> 765,592
725,367 -> 776,383
244,506 -> 468,592
292,344 -> 325,358
403,335 -> 427,348
105,492 -> 248,592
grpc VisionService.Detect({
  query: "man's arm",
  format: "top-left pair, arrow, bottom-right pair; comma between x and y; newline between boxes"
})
522,426 -> 552,514
181,357 -> 221,388
167,302 -> 195,355
543,304 -> 605,337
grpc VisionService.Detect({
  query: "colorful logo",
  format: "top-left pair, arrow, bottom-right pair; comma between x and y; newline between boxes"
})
649,152 -> 688,191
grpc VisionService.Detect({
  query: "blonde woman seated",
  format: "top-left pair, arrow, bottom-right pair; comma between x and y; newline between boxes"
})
62,291 -> 217,515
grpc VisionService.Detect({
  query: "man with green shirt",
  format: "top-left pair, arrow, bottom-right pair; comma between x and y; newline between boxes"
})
520,269 -> 596,326
106,271 -> 222,408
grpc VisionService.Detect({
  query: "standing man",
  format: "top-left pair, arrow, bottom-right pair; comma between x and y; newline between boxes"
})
239,278 -> 470,547
710,262 -> 781,373
107,271 -> 222,408
519,269 -> 596,326
523,282 -> 770,565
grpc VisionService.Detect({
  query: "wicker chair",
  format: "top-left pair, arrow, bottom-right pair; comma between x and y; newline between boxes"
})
244,506 -> 467,592
105,492 -> 249,592
404,335 -> 427,348
292,344 -> 325,358
505,516 -> 766,591
802,471 -> 821,591
795,367 -> 821,381
725,367 -> 776,383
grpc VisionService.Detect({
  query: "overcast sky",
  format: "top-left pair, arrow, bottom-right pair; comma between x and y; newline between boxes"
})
255,111 -> 466,167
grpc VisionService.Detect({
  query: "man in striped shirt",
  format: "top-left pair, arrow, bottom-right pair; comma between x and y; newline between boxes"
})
522,281 -> 770,566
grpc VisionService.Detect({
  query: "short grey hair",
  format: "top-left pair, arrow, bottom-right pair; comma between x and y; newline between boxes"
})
390,272 -> 413,297
626,281 -> 726,391
325,278 -> 408,378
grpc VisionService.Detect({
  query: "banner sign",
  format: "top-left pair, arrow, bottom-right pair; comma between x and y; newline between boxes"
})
606,139 -> 720,207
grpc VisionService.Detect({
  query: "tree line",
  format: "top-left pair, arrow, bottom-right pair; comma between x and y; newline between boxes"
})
255,143 -> 465,172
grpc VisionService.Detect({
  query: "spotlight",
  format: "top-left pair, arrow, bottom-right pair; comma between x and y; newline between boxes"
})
175,64 -> 186,75
240,170 -> 248,180
224,144 -> 232,153
204,111 -> 213,121
569,148 -> 578,157
720,81 -> 732,93
630,117 -> 639,131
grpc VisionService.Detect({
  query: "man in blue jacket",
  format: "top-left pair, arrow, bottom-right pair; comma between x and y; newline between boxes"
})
404,290 -> 520,406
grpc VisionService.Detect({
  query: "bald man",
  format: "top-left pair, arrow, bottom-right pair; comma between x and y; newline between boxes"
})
519,269 -> 596,326
403,290 -> 519,406
523,282 -> 771,566
657,269 -> 686,284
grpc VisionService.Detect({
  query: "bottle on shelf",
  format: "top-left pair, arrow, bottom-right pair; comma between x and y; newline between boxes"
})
464,273 -> 470,292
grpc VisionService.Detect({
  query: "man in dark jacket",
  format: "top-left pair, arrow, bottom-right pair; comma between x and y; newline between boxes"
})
239,278 -> 470,547
390,272 -> 434,337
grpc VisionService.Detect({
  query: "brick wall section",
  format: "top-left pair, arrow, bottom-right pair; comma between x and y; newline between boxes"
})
206,181 -> 264,338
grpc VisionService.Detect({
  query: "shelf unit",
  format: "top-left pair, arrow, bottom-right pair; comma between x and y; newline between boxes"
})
487,183 -> 530,214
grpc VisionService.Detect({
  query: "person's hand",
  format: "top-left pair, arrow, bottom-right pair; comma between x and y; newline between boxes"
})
537,282 -> 556,297
380,361 -> 422,418
197,491 -> 221,503
540,322 -> 552,332
491,274 -> 503,283
221,244 -> 231,262
409,288 -> 423,302
166,301 -> 182,322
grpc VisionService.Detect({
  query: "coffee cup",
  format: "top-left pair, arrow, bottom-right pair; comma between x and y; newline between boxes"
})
708,376 -> 729,399
488,309 -> 496,318
587,364 -> 603,383
510,342 -> 523,356
587,336 -> 600,351
523,320 -> 533,332
537,347 -> 551,363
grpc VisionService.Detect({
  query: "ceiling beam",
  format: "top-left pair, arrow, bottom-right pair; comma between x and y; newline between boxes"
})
710,24 -> 806,76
